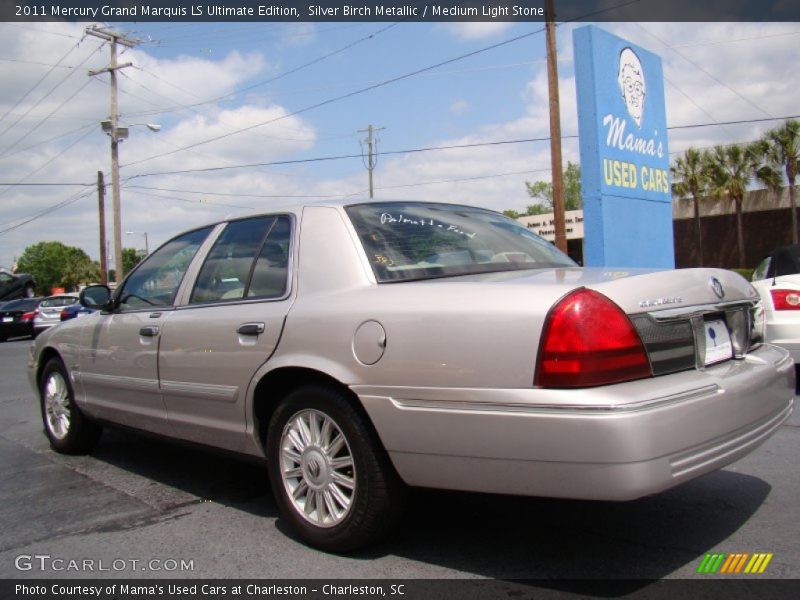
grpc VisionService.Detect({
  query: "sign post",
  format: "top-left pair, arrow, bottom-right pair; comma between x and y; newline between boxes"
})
574,26 -> 673,268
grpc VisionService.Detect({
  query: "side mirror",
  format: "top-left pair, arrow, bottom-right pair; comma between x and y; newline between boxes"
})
80,285 -> 112,310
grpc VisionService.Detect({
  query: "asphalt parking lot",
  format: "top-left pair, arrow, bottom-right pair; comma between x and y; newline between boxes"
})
1,338 -> 798,584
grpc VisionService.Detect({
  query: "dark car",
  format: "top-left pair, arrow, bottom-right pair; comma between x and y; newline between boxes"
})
0,297 -> 42,341
60,303 -> 96,321
0,269 -> 36,301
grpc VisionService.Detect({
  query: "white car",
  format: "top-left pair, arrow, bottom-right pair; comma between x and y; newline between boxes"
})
33,294 -> 79,337
751,245 -> 800,374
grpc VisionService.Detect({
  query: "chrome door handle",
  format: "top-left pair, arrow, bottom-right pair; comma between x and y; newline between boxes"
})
139,326 -> 160,337
237,322 -> 265,336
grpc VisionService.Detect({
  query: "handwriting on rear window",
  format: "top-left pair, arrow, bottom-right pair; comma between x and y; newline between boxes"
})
379,213 -> 476,239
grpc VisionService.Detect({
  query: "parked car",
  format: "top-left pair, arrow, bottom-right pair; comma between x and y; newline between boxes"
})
751,244 -> 800,373
29,200 -> 794,551
33,294 -> 79,336
60,303 -> 96,321
1,297 -> 41,341
0,268 -> 35,301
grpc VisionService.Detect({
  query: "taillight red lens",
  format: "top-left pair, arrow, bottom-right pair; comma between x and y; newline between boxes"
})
21,310 -> 37,321
535,288 -> 652,388
770,289 -> 800,311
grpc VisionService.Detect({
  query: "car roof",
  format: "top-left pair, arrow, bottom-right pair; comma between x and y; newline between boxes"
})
1,297 -> 42,309
185,198 -> 499,236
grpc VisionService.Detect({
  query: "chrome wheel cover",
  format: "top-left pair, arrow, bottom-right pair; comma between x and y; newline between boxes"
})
44,371 -> 71,440
279,409 -> 356,528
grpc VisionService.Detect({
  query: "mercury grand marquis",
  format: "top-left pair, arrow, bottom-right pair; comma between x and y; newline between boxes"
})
29,200 -> 794,551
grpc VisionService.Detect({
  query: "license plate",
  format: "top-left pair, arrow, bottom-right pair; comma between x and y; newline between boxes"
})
704,319 -> 733,365
2,317 -> 12,323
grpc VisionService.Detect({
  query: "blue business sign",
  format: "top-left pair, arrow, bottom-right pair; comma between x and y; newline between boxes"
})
573,26 -> 673,268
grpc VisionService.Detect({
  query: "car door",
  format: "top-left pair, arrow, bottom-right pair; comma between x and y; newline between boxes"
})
158,215 -> 294,452
77,226 -> 214,434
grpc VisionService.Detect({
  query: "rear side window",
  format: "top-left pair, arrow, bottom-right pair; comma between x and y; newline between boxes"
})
2,298 -> 38,311
191,215 -> 291,304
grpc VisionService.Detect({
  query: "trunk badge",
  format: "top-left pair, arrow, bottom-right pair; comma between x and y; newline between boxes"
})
709,277 -> 725,299
639,296 -> 683,308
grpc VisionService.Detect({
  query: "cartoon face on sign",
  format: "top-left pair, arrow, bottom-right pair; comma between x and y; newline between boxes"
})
617,47 -> 646,127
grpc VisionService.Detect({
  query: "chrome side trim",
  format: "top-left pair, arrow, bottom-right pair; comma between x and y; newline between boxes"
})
160,380 -> 239,403
375,384 -> 721,415
76,372 -> 159,394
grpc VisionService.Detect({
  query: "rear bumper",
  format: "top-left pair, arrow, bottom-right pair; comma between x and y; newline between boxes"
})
765,320 -> 800,363
353,344 -> 794,500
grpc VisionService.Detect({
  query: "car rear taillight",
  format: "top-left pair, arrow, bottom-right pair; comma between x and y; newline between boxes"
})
535,288 -> 652,388
60,308 -> 69,320
770,289 -> 800,311
21,310 -> 37,321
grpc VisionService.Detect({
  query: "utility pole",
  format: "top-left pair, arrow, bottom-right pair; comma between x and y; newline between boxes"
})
97,171 -> 108,285
359,124 -> 384,198
545,0 -> 568,254
86,25 -> 138,285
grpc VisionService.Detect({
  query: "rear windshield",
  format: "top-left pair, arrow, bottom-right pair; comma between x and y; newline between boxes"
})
2,298 -> 39,311
40,296 -> 78,308
346,202 -> 575,282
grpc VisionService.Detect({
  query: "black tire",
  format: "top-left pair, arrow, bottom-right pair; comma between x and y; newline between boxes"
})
23,284 -> 35,298
39,358 -> 102,454
266,385 -> 405,552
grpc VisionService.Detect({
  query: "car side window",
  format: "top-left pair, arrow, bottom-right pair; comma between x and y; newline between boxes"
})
118,227 -> 213,312
752,257 -> 771,281
191,216 -> 289,304
247,216 -> 291,299
0,273 -> 12,285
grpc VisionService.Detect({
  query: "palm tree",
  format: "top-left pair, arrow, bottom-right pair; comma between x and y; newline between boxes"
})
763,119 -> 800,243
704,144 -> 763,267
671,148 -> 709,266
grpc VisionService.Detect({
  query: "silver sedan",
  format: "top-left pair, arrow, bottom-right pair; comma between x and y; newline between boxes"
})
28,200 -> 794,551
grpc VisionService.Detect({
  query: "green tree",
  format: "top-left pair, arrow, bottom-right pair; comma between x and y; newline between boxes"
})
671,148 -> 710,266
762,119 -> 800,243
16,241 -> 99,294
704,144 -> 765,267
122,247 -> 146,277
502,209 -> 521,219
524,162 -> 582,215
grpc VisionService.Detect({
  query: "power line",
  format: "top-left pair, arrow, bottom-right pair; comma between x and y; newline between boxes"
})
0,182 -> 93,186
0,127 -> 95,199
0,189 -> 92,234
634,22 -> 775,120
121,26 -> 550,169
6,23 -> 82,39
0,44 -> 104,156
0,122 -> 95,161
124,113 -> 800,181
0,56 -> 77,69
0,78 -> 95,158
129,21 -> 403,120
0,39 -> 83,130
120,0 -> 644,169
